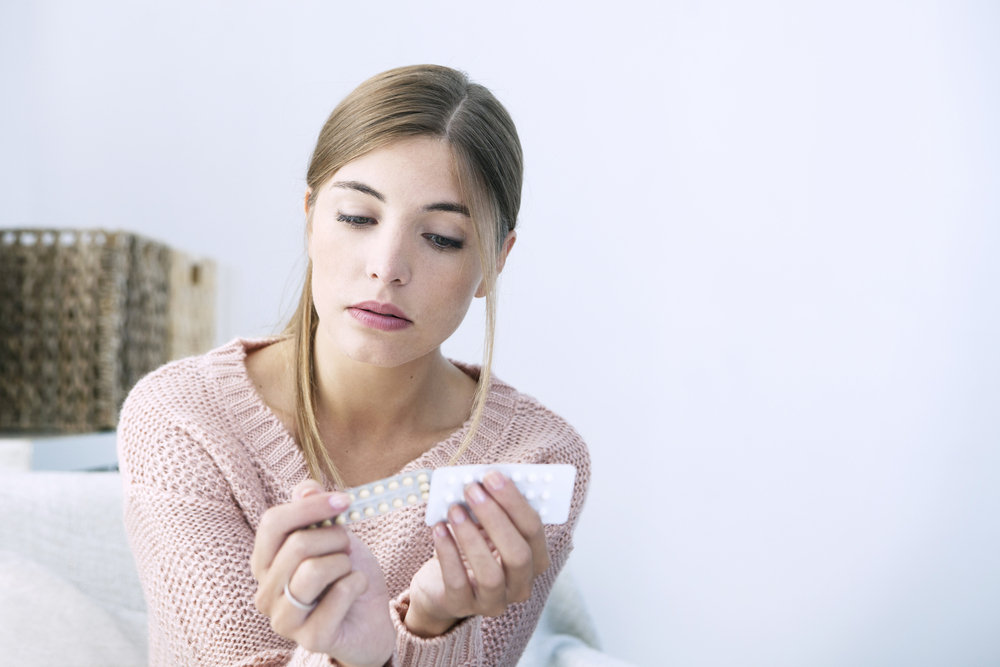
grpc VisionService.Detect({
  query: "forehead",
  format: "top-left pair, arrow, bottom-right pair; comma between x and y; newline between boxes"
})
326,137 -> 462,205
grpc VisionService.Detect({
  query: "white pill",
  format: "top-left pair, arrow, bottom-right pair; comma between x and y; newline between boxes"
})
335,514 -> 347,525
359,489 -> 370,499
349,511 -> 361,521
392,498 -> 403,508
402,477 -> 414,486
364,506 -> 375,517
373,484 -> 385,495
419,482 -> 430,492
417,473 -> 429,483
407,494 -> 418,505
348,493 -> 356,502
378,502 -> 389,513
421,491 -> 429,501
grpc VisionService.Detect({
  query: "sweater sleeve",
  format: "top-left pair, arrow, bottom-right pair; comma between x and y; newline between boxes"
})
118,391 -> 298,666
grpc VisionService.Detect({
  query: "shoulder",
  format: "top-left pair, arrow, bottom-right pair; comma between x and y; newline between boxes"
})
475,372 -> 591,479
120,337 -> 262,431
116,338 -> 285,498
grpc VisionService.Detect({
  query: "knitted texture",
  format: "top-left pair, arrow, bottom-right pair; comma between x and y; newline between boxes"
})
117,338 -> 590,667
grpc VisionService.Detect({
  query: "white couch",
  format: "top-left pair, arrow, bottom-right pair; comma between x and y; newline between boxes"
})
0,472 -> 633,667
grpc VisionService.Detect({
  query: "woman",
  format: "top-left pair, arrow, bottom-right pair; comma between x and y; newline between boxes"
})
118,64 -> 590,667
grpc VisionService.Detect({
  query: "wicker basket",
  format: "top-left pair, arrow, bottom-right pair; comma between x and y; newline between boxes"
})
0,229 -> 216,433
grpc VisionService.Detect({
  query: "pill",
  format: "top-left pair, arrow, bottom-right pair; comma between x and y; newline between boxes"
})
378,502 -> 389,513
373,484 -> 385,495
417,473 -> 429,483
388,481 -> 399,491
335,515 -> 347,525
392,498 -> 403,508
407,494 -> 418,504
364,506 -> 375,517
349,511 -> 361,521
348,493 -> 356,502
421,491 -> 429,501
402,477 -> 413,486
359,489 -> 370,499
419,482 -> 430,492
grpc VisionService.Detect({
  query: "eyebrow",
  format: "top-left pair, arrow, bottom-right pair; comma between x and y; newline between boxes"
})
330,180 -> 470,217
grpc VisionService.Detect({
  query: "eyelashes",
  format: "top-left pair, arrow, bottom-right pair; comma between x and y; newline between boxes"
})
337,214 -> 464,251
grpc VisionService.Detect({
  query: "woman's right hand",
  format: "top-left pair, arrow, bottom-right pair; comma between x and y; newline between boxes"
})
251,480 -> 395,667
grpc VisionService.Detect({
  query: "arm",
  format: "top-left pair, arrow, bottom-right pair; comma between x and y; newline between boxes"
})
390,435 -> 591,667
119,397 -> 389,667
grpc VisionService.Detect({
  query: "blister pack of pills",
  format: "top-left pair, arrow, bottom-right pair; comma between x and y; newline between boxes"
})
314,464 -> 576,528
315,469 -> 434,527
424,464 -> 577,526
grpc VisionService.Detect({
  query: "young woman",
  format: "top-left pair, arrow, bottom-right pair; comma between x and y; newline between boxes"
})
118,65 -> 590,667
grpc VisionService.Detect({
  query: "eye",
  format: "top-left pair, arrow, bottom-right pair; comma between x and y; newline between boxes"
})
338,213 -> 375,226
423,233 -> 464,251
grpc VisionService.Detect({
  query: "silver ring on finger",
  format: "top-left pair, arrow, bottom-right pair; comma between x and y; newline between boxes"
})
284,581 -> 318,612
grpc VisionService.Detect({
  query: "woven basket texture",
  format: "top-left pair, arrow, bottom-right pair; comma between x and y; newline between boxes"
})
0,229 -> 214,434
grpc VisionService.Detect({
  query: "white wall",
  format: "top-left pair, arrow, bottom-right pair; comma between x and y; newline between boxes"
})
2,2 -> 998,665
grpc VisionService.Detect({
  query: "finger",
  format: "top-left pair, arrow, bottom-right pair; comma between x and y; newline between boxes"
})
482,471 -> 551,575
251,492 -> 351,577
258,523 -> 355,616
448,504 -> 506,614
464,482 -> 535,603
292,478 -> 326,501
431,522 -> 474,611
299,570 -> 369,649
284,552 -> 352,615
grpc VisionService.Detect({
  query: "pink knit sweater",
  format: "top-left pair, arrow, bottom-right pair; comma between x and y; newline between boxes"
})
117,338 -> 590,667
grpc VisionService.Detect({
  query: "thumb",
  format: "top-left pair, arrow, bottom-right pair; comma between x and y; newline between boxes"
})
292,477 -> 325,501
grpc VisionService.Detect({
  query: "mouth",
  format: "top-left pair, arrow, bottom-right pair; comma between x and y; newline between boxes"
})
349,301 -> 411,321
347,301 -> 412,332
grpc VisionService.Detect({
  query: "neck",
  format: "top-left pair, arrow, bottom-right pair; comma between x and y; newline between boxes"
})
310,329 -> 471,454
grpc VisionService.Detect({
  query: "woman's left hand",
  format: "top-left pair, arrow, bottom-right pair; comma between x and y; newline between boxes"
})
405,470 -> 551,637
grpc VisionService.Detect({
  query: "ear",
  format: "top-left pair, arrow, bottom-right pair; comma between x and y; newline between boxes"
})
474,230 -> 517,299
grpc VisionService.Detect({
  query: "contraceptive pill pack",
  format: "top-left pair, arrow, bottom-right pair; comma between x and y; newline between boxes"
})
424,464 -> 576,526
314,464 -> 576,528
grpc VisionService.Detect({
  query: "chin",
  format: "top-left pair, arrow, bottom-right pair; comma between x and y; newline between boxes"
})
332,331 -> 436,369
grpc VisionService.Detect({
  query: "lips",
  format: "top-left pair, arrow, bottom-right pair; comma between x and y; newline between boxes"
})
349,301 -> 411,321
347,301 -> 412,332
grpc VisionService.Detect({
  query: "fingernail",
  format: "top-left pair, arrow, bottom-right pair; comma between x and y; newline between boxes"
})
328,493 -> 350,511
449,504 -> 466,524
466,483 -> 486,504
484,470 -> 505,491
434,523 -> 448,538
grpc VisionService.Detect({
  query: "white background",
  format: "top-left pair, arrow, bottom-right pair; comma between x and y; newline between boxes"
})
2,2 -> 998,665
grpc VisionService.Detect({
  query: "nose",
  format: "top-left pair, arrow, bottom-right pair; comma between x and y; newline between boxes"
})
366,225 -> 411,286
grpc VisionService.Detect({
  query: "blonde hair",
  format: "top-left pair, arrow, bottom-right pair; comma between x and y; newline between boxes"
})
284,65 -> 523,489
